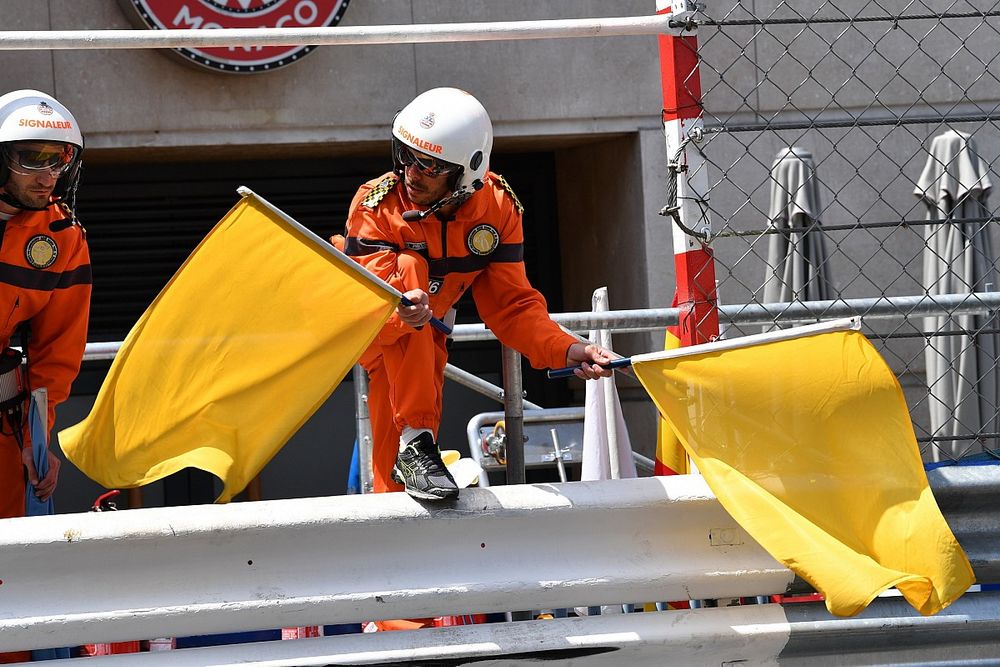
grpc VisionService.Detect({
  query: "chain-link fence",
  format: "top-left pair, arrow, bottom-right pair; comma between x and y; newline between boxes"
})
675,1 -> 1000,462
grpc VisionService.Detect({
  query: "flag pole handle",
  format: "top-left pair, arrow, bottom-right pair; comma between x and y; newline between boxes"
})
399,295 -> 452,336
546,357 -> 633,379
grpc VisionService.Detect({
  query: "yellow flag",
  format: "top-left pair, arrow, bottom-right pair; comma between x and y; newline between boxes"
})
61,194 -> 397,502
632,327 -> 974,616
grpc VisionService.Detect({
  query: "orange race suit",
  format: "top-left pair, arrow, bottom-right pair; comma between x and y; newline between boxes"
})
339,171 -> 576,493
0,203 -> 91,520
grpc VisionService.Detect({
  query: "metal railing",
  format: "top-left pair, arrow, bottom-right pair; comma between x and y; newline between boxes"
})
82,289 -> 1000,485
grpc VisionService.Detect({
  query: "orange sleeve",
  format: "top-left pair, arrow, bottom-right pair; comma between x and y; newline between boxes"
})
471,207 -> 575,370
27,225 -> 91,432
344,187 -> 428,346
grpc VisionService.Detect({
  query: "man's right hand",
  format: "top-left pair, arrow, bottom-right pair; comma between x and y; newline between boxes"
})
565,342 -> 614,380
398,288 -> 433,328
22,446 -> 61,502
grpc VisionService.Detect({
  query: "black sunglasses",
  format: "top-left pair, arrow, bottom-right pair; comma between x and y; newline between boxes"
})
394,140 -> 460,177
7,142 -> 77,175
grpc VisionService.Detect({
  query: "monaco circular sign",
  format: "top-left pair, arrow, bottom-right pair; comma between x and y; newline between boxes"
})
119,0 -> 351,73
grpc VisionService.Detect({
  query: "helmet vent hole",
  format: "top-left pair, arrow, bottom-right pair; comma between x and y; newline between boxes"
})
470,151 -> 483,171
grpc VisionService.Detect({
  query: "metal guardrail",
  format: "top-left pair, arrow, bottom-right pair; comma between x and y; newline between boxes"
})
927,465 -> 1000,584
0,476 -> 779,651
784,465 -> 1000,594
1,472 -> 996,654
34,592 -> 1000,666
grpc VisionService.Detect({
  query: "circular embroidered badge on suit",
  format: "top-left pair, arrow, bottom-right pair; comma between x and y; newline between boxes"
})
25,235 -> 58,269
467,225 -> 499,256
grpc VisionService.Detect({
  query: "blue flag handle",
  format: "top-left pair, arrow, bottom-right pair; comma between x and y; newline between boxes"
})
546,357 -> 633,379
399,295 -> 452,336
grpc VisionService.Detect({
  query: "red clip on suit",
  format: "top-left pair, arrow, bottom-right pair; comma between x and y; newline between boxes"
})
341,171 -> 575,492
0,204 -> 91,519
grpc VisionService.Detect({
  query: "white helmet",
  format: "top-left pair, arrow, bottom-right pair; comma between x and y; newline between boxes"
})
0,89 -> 84,210
391,88 -> 493,197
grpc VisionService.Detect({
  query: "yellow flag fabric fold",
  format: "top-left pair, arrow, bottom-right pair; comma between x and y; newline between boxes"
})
61,196 -> 397,502
633,329 -> 974,617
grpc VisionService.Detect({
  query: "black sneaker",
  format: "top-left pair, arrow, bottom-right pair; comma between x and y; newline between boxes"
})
391,432 -> 459,500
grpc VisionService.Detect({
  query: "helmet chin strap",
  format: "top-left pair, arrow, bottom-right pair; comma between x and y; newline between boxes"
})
401,180 -> 484,222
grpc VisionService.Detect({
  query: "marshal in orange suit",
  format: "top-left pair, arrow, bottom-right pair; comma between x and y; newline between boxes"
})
336,88 -> 612,502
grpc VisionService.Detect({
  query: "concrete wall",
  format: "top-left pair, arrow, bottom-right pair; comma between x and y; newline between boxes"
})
0,1 -> 663,153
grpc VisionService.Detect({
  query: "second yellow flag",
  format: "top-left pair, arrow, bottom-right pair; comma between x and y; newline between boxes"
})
633,327 -> 974,617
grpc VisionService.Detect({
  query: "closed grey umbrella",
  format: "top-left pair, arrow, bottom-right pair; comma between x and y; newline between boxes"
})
763,148 -> 834,305
917,130 -> 999,462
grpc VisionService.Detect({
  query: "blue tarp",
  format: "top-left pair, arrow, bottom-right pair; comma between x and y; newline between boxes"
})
924,449 -> 1000,471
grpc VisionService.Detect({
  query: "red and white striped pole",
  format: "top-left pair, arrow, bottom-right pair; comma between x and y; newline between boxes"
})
656,0 -> 719,347
653,0 -> 718,479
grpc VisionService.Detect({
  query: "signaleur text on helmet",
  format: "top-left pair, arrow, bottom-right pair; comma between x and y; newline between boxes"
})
396,127 -> 443,155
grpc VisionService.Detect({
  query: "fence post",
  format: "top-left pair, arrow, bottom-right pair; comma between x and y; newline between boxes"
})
656,0 -> 719,346
500,345 -> 526,485
352,364 -> 373,494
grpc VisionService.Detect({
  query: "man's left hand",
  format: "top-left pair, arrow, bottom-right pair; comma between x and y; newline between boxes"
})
566,343 -> 614,380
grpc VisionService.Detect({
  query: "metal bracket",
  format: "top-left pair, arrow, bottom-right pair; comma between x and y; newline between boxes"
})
668,0 -> 704,33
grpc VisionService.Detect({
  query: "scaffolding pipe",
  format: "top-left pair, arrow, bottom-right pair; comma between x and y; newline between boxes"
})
81,292 -> 1000,360
351,364 -> 373,494
465,408 -> 654,483
447,292 -> 1000,341
0,15 -> 675,51
500,346 -> 526,486
721,292 -> 1000,327
444,363 -> 543,410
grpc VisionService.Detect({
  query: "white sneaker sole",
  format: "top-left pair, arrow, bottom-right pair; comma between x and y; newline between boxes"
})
392,467 -> 459,501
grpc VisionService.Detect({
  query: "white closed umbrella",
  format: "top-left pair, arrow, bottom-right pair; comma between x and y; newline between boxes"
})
581,287 -> 636,481
917,129 -> 999,461
763,147 -> 835,304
